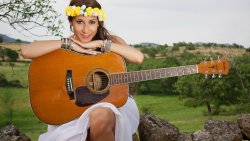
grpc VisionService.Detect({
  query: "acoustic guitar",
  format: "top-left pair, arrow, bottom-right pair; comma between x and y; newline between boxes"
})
28,49 -> 230,125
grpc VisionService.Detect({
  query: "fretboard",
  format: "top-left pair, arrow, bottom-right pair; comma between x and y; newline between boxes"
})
109,65 -> 198,85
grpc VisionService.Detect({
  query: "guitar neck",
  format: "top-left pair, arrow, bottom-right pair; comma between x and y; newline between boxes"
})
109,65 -> 198,85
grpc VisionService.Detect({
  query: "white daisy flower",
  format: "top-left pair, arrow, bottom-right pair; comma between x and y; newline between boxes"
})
84,12 -> 88,16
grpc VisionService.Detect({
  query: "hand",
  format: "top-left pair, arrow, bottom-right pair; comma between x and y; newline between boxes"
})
70,38 -> 103,55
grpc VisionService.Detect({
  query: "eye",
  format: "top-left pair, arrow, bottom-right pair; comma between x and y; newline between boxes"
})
76,20 -> 83,24
89,20 -> 96,25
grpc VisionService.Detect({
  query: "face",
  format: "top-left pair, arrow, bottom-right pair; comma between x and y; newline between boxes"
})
70,16 -> 99,43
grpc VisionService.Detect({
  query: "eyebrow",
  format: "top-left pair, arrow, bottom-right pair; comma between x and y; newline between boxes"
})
75,18 -> 98,21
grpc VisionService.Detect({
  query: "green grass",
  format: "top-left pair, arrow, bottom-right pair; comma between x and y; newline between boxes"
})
0,62 -> 29,87
134,94 -> 237,132
0,87 -> 47,140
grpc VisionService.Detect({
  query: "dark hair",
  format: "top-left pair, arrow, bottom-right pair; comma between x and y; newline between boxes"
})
68,0 -> 111,41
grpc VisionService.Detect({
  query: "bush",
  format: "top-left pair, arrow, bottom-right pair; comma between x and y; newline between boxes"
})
0,73 -> 8,86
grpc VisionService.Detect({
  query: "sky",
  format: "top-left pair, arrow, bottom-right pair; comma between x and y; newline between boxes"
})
1,0 -> 250,47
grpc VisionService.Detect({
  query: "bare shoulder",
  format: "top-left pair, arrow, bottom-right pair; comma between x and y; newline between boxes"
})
109,35 -> 127,45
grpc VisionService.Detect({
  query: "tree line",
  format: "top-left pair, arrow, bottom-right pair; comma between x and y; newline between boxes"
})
127,46 -> 250,115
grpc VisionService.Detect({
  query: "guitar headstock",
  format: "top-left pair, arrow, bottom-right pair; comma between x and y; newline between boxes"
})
197,57 -> 230,78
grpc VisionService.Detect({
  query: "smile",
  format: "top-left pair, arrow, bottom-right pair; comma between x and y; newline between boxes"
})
82,34 -> 90,39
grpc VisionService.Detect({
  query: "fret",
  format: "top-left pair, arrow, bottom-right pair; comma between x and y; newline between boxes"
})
192,65 -> 198,73
142,70 -> 146,81
138,71 -> 143,81
111,74 -> 114,84
151,70 -> 156,79
115,74 -> 118,84
131,72 -> 135,83
188,66 -> 193,74
175,67 -> 179,76
166,68 -> 171,77
145,70 -> 150,80
123,73 -> 127,83
117,74 -> 121,84
161,69 -> 165,78
178,67 -> 185,76
185,66 -> 191,74
128,72 -> 133,83
170,68 -> 174,77
155,70 -> 160,79
132,72 -> 136,82
134,72 -> 138,82
172,67 -> 178,76
182,67 -> 188,75
109,75 -> 113,85
147,70 -> 151,80
120,73 -> 124,83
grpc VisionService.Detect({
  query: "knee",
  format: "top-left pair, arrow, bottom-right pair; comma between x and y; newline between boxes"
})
89,107 -> 115,132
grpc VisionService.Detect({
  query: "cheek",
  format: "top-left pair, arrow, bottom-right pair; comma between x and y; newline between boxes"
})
90,26 -> 98,34
72,25 -> 82,32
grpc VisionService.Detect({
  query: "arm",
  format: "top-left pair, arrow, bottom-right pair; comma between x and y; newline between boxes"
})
109,36 -> 144,64
71,36 -> 144,64
20,40 -> 61,59
20,39 -> 99,59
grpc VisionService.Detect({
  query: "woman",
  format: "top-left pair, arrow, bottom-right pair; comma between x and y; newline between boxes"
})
21,0 -> 144,141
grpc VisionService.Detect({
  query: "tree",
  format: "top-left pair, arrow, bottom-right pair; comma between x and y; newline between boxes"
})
0,46 -> 6,61
5,48 -> 18,61
174,74 -> 241,115
0,0 -> 63,36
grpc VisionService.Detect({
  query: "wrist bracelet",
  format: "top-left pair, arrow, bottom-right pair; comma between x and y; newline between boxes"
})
101,39 -> 112,52
61,38 -> 72,50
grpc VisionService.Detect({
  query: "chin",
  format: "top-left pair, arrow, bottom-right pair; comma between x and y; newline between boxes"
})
81,38 -> 94,43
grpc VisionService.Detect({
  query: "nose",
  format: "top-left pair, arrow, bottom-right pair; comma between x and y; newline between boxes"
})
82,24 -> 89,33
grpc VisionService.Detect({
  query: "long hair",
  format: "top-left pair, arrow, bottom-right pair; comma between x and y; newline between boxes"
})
68,0 -> 112,41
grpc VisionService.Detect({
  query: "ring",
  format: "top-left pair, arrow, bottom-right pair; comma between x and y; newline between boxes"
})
70,42 -> 74,50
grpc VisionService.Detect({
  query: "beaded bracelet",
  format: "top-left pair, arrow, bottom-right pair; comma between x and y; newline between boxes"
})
101,39 -> 112,52
61,38 -> 73,50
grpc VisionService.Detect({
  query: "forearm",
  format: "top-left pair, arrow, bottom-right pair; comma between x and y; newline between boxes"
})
20,40 -> 61,59
109,43 -> 144,64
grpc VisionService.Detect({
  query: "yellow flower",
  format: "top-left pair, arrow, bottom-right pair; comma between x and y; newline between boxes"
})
74,6 -> 81,16
101,10 -> 106,21
86,7 -> 93,16
93,8 -> 100,15
65,7 -> 74,16
65,5 -> 106,21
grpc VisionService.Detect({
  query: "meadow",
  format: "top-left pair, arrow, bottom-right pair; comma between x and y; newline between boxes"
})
0,62 -> 237,140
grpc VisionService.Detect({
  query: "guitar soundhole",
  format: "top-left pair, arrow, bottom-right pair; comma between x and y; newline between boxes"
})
87,69 -> 110,94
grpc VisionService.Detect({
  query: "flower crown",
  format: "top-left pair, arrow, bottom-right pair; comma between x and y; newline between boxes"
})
65,5 -> 106,21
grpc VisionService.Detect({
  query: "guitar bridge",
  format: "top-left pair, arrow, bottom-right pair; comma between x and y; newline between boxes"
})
66,70 -> 74,100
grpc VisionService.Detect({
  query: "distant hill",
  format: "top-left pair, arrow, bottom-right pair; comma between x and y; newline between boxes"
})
139,42 -> 160,47
0,34 -> 29,43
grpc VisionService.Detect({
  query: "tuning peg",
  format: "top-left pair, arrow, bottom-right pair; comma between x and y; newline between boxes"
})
217,56 -> 221,63
205,71 -> 208,79
212,74 -> 216,78
205,74 -> 209,79
203,58 -> 207,64
218,70 -> 222,78
210,57 -> 214,63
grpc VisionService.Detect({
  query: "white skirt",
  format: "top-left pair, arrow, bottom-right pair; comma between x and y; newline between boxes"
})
38,97 -> 139,141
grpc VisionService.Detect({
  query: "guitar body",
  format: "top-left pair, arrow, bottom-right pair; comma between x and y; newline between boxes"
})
29,49 -> 128,125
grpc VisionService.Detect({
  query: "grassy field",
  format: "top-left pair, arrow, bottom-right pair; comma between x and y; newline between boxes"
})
0,62 -> 238,140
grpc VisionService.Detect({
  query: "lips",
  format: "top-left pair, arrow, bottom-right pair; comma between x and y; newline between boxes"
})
82,34 -> 90,39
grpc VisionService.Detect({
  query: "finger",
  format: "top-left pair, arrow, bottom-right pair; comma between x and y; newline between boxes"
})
70,38 -> 82,46
76,47 -> 98,55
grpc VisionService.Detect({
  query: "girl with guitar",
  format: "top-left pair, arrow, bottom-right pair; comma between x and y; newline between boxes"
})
21,0 -> 144,141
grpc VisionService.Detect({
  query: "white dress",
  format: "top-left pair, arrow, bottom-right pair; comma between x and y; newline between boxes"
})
38,97 -> 139,141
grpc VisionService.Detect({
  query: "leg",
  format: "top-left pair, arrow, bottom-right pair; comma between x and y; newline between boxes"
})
88,107 -> 116,141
